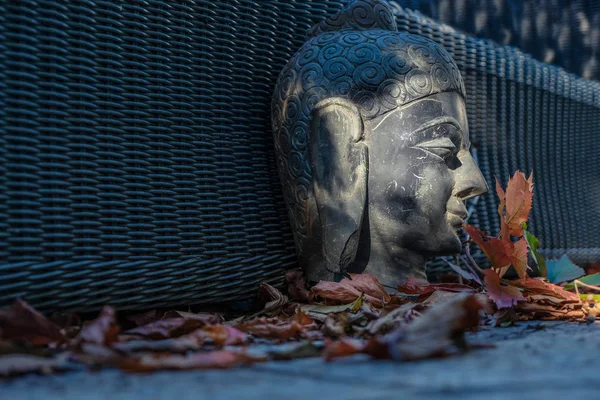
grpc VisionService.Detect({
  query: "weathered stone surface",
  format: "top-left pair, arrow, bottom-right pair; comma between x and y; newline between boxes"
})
271,0 -> 487,286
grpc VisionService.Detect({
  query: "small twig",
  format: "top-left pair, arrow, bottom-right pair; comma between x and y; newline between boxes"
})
573,280 -> 600,295
465,244 -> 485,276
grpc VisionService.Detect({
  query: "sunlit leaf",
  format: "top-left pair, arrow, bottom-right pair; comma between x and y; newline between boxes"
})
483,270 -> 525,309
510,238 -> 529,279
508,277 -> 579,301
464,224 -> 512,270
504,171 -> 533,237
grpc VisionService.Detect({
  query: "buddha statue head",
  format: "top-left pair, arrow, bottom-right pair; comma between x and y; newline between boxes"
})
271,0 -> 488,287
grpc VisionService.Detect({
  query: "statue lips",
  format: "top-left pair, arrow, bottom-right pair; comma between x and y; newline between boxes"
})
446,204 -> 468,229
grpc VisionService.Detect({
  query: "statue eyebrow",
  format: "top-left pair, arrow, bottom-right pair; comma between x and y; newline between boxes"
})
410,116 -> 463,145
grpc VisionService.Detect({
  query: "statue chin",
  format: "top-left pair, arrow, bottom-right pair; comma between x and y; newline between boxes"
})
271,0 -> 488,285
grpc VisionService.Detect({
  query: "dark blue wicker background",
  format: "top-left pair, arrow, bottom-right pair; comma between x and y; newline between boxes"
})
1,0 -> 599,312
396,0 -> 600,81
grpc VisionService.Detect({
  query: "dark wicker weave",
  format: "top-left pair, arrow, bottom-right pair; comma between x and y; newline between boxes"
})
1,1 -> 599,312
396,0 -> 600,81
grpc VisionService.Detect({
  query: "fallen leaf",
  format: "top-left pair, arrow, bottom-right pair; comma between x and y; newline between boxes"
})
162,311 -> 223,325
523,226 -> 547,277
125,318 -> 207,340
125,309 -> 164,327
504,171 -> 533,236
515,301 -> 584,321
367,303 -> 424,335
545,255 -> 585,284
0,353 -> 70,377
120,350 -> 266,372
397,278 -> 474,298
113,338 -> 201,354
236,317 -> 305,340
483,269 -> 525,309
285,269 -> 315,303
312,273 -> 391,306
299,296 -> 364,322
74,306 -> 119,346
326,294 -> 483,362
250,341 -> 323,360
508,277 -> 580,301
252,283 -> 289,318
385,293 -> 482,361
323,337 -> 364,361
184,325 -> 248,346
0,299 -> 65,345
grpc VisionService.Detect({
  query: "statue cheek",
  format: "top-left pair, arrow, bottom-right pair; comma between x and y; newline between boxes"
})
413,163 -> 454,215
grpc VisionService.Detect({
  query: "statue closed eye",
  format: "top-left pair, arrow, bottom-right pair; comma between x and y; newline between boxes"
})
272,0 -> 488,286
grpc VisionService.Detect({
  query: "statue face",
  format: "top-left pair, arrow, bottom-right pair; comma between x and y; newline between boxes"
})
365,91 -> 488,258
272,0 -> 489,283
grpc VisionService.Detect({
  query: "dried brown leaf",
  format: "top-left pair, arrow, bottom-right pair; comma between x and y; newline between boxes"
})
0,299 -> 65,346
326,294 -> 483,362
125,318 -> 207,340
508,277 -> 580,301
184,325 -> 248,346
162,311 -> 223,325
285,269 -> 315,303
312,273 -> 390,306
125,309 -> 164,327
74,306 -> 119,347
236,317 -> 304,340
119,350 -> 266,372
504,171 -> 533,236
397,278 -> 474,298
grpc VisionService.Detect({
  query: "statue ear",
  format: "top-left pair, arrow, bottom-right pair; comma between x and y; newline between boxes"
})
310,98 -> 368,274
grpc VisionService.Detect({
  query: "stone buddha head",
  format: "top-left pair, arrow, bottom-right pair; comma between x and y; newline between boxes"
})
271,0 -> 488,287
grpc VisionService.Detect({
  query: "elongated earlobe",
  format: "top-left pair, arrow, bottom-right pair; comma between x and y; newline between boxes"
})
310,98 -> 368,274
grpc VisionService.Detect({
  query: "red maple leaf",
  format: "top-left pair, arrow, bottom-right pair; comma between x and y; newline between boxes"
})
483,270 -> 525,309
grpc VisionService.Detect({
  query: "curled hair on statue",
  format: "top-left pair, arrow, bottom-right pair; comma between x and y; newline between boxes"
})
307,0 -> 398,37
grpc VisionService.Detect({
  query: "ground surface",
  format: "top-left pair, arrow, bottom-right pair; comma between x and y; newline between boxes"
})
2,321 -> 599,400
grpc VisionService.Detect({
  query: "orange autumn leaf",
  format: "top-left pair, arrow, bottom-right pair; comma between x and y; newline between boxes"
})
483,270 -> 525,309
508,277 -> 580,301
509,238 -> 529,279
464,224 -> 512,271
504,171 -> 533,237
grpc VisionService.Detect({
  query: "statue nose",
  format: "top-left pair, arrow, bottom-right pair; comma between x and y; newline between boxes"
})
454,150 -> 488,200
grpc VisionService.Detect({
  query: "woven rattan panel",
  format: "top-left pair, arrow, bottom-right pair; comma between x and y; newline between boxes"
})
0,0 -> 351,312
1,1 -> 599,312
